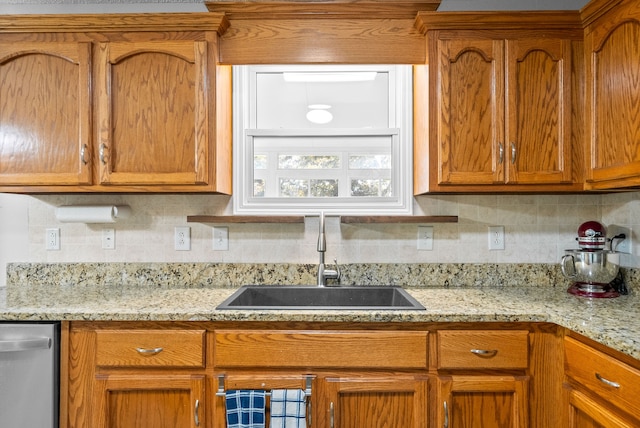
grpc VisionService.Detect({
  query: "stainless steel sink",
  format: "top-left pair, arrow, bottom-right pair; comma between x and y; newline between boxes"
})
216,285 -> 425,310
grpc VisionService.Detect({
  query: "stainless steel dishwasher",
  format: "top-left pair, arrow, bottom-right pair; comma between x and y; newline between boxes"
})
0,322 -> 60,428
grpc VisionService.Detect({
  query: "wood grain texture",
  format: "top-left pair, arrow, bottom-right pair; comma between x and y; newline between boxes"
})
95,330 -> 205,368
213,330 -> 429,369
322,376 -> 428,428
437,330 -> 529,370
0,42 -> 91,185
565,387 -> 639,428
93,375 -> 204,428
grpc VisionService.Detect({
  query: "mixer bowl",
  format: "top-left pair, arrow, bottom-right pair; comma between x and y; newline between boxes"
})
561,249 -> 620,285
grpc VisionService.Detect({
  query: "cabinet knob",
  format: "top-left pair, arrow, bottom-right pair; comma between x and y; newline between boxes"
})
99,144 -> 108,164
135,347 -> 163,355
595,372 -> 621,389
470,348 -> 498,357
80,144 -> 88,165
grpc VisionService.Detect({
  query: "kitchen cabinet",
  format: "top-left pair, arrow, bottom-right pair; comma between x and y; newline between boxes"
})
66,324 -> 208,428
583,0 -> 640,189
0,41 -> 92,186
414,13 -> 584,193
432,330 -> 530,428
213,328 -> 430,428
0,14 -> 232,193
563,336 -> 640,427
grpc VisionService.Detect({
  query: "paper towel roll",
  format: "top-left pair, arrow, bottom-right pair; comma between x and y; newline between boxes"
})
55,205 -> 132,223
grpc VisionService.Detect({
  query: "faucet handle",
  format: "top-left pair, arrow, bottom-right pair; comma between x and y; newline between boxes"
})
333,258 -> 341,282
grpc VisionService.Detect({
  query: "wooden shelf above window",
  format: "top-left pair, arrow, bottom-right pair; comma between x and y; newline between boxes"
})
340,215 -> 458,224
187,215 -> 458,224
187,215 -> 305,224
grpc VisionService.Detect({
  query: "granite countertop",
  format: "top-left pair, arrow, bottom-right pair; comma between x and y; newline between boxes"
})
1,284 -> 638,361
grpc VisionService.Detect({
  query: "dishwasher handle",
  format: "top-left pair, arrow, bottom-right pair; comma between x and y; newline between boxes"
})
0,337 -> 52,353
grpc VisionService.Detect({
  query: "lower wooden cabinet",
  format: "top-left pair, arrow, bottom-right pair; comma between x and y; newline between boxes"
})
563,336 -> 640,427
434,375 -> 529,428
320,375 -> 428,428
93,374 -> 205,428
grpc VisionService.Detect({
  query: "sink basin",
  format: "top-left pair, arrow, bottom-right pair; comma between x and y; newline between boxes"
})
216,285 -> 425,310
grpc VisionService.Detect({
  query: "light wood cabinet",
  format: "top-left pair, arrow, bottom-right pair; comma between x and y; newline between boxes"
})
321,375 -> 428,428
563,336 -> 640,427
414,13 -> 583,193
0,42 -> 92,186
433,330 -> 530,428
0,14 -> 232,193
583,0 -> 640,189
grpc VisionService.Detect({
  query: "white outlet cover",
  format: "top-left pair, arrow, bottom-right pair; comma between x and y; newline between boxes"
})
417,226 -> 434,251
174,226 -> 191,251
213,226 -> 229,251
46,228 -> 60,251
488,226 -> 505,251
102,228 -> 115,250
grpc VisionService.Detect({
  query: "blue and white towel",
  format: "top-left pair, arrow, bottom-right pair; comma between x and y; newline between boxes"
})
225,390 -> 266,428
269,389 -> 307,428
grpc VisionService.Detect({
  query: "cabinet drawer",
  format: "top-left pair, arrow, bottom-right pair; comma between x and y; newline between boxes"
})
95,330 -> 205,368
437,330 -> 529,370
565,337 -> 640,417
213,330 -> 428,369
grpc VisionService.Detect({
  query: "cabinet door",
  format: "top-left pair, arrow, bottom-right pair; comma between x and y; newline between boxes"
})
321,376 -> 428,428
565,386 -> 638,428
97,41 -> 209,186
586,5 -> 640,188
505,38 -> 572,184
435,375 -> 528,428
0,42 -> 92,185
93,374 -> 205,428
435,38 -> 505,185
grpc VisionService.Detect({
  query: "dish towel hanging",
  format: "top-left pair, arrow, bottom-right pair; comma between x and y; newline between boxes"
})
270,389 -> 307,428
225,390 -> 266,428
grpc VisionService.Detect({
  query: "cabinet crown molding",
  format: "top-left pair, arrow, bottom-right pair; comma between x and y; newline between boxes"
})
0,13 -> 229,34
206,0 -> 440,19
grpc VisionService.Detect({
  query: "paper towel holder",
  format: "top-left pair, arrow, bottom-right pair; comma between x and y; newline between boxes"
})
55,205 -> 132,224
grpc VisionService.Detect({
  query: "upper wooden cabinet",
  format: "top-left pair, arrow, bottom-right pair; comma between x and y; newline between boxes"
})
0,14 -> 232,193
0,42 -> 92,186
583,0 -> 640,190
414,13 -> 584,193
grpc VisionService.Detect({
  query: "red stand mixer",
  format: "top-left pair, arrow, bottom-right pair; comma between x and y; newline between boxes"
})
561,221 -> 621,298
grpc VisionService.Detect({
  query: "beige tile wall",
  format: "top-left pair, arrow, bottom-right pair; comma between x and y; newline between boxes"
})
10,192 -> 636,270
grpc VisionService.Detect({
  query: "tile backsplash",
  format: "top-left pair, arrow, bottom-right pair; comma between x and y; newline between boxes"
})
1,192 -> 639,287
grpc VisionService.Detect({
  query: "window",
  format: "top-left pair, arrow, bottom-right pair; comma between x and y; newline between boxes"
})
233,65 -> 413,215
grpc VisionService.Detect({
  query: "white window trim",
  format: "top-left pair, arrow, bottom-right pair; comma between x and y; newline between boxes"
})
232,65 -> 413,216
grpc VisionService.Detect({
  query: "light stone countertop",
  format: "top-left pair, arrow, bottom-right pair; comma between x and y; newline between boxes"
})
1,284 -> 638,361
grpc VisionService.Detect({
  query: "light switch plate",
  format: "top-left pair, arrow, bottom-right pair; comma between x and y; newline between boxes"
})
417,226 -> 434,251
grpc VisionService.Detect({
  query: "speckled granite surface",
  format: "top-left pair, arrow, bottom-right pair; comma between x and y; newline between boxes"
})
2,263 -> 639,361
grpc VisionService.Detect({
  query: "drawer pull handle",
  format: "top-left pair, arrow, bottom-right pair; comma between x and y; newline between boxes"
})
443,400 -> 449,428
135,347 -> 163,355
595,373 -> 621,389
330,401 -> 334,428
194,399 -> 200,426
470,349 -> 498,357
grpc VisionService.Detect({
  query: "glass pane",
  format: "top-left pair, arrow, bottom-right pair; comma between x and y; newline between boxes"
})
256,68 -> 390,129
278,155 -> 340,169
253,179 -> 265,197
279,178 -> 309,197
351,179 -> 380,197
254,154 -> 267,169
311,179 -> 339,197
349,155 -> 391,169
381,179 -> 392,197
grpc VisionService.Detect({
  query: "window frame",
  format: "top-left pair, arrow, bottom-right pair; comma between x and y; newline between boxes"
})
232,64 -> 413,215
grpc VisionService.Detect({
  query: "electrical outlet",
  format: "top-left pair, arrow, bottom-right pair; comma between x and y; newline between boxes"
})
46,228 -> 60,250
102,228 -> 115,250
608,225 -> 632,254
213,226 -> 229,251
488,226 -> 505,250
417,226 -> 434,250
174,226 -> 191,251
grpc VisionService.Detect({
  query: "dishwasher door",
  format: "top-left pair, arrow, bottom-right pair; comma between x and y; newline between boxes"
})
0,322 -> 60,428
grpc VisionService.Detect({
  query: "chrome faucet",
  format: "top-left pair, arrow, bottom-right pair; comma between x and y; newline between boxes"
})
317,211 -> 341,287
